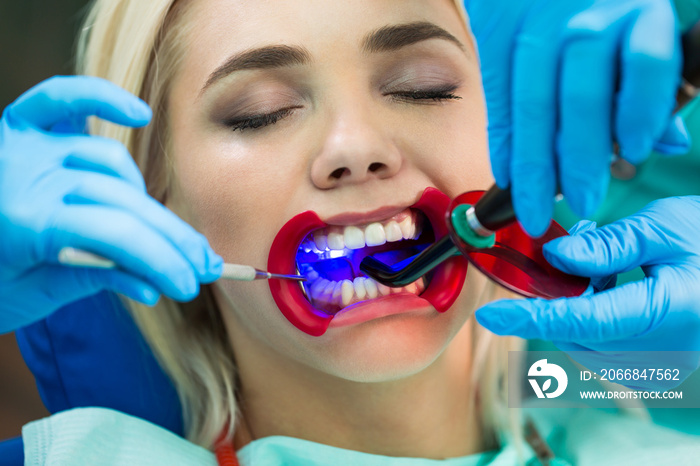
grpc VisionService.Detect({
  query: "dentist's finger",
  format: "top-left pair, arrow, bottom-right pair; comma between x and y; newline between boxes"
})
566,219 -> 597,236
0,266 -> 161,331
61,174 -> 223,282
541,206 -> 687,278
615,2 -> 680,164
510,27 -> 559,236
557,28 -> 617,218
62,135 -> 147,193
474,278 -> 663,342
652,114 -> 692,156
45,205 -> 203,302
8,76 -> 152,131
467,0 -> 521,188
9,266 -> 160,310
565,220 -> 617,290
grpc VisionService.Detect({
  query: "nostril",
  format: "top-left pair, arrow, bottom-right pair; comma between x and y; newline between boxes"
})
328,163 -> 386,182
330,167 -> 348,179
368,162 -> 384,173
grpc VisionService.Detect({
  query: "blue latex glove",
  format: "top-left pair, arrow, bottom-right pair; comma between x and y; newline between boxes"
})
476,196 -> 700,390
0,76 -> 223,334
465,0 -> 690,236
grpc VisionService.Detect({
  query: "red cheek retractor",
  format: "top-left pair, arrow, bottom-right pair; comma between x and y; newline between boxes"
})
267,187 -> 469,336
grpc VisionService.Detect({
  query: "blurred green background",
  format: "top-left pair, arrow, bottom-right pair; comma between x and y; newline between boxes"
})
0,0 -> 91,108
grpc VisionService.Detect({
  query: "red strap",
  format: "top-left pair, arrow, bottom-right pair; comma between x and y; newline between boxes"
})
215,441 -> 239,466
214,429 -> 240,466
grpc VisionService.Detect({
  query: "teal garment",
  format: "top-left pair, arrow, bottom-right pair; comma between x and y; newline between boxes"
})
22,406 -> 700,465
238,437 -> 501,466
22,408 -> 215,466
675,0 -> 700,30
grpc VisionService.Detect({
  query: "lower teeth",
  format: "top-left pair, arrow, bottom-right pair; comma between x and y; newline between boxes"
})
296,215 -> 434,314
302,270 -> 426,314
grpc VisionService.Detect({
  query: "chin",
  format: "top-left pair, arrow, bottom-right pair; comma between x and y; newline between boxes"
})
310,296 -> 473,383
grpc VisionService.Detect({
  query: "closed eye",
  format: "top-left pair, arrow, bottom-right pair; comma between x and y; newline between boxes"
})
224,106 -> 302,132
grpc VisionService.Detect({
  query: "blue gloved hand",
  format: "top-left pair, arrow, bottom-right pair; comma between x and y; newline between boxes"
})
0,76 -> 223,334
475,196 -> 700,390
465,0 -> 689,236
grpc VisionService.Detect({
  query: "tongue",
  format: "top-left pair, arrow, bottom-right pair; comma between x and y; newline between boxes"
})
307,257 -> 354,281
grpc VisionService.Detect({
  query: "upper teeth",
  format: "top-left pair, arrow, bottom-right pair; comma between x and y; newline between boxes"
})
303,210 -> 422,252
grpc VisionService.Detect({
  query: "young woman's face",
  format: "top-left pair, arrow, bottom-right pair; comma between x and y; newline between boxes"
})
167,0 -> 492,382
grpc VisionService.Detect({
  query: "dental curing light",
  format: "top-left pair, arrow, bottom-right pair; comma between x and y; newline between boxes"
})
361,184 -> 590,299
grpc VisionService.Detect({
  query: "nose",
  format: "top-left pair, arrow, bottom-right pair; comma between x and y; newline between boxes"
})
310,104 -> 402,189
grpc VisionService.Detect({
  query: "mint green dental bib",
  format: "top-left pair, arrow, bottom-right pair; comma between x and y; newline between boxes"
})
22,407 -> 699,465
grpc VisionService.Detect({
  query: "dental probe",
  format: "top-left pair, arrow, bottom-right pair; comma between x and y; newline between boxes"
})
57,247 -> 306,282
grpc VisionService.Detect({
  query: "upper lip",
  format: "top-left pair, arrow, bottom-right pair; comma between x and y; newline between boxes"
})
321,206 -> 408,227
319,200 -> 422,227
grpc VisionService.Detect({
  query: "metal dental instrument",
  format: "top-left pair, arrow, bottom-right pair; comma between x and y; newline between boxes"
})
58,247 -> 307,282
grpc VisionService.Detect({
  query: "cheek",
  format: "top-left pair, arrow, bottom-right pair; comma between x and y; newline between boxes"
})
454,263 -> 490,318
399,94 -> 491,196
168,137 -> 311,347
177,171 -> 262,264
169,133 -> 290,266
215,280 -> 291,339
442,94 -> 491,192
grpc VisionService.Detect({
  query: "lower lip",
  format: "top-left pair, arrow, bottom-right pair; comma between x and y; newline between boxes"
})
328,293 -> 434,328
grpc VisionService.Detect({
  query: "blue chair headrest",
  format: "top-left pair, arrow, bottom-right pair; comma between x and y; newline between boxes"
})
15,291 -> 183,436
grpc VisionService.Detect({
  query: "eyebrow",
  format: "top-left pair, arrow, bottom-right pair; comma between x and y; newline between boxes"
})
362,21 -> 465,54
200,21 -> 465,95
200,45 -> 311,94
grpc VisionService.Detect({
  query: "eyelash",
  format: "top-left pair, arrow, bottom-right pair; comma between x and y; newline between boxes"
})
387,88 -> 463,104
225,107 -> 299,132
225,88 -> 462,132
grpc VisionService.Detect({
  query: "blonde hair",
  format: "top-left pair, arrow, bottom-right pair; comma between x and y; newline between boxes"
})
77,0 -> 526,454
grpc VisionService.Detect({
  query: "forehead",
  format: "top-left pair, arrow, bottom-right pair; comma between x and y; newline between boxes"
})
179,0 -> 469,73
